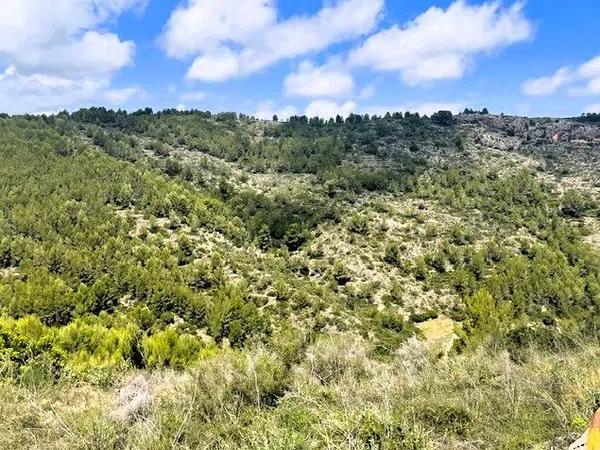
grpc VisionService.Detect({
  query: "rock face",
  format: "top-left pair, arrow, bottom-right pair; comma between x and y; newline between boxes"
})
111,375 -> 152,424
457,113 -> 600,144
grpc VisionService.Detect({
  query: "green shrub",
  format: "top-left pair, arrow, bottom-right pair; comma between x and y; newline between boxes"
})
560,189 -> 597,218
0,315 -> 55,360
384,244 -> 401,265
347,213 -> 370,235
56,317 -> 138,375
207,285 -> 265,346
142,328 -> 207,368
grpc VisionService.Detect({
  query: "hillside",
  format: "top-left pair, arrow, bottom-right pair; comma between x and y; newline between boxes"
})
0,109 -> 599,449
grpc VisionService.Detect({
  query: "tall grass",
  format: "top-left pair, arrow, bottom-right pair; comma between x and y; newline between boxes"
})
0,333 -> 598,449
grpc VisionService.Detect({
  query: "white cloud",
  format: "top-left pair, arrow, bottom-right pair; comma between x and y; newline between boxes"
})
305,99 -> 356,119
0,65 -> 107,114
162,0 -> 383,82
162,0 -> 275,59
254,101 -> 298,120
180,91 -> 208,102
105,86 -> 146,105
578,56 -> 600,79
522,67 -> 574,96
0,0 -> 144,113
186,48 -> 241,81
0,0 -> 142,76
17,32 -> 135,77
284,61 -> 354,98
570,57 -> 600,96
0,0 -> 143,50
584,104 -> 600,114
523,54 -> 600,97
570,79 -> 600,96
350,0 -> 532,85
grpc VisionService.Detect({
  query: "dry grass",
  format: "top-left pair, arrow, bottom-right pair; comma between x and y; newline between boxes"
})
1,333 -> 598,449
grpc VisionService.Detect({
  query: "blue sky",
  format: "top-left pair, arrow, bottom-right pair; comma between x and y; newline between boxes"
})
1,0 -> 599,117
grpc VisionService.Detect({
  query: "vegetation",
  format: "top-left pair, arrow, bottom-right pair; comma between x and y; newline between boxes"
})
0,109 -> 598,448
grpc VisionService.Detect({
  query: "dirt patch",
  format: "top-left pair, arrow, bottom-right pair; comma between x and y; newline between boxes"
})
416,316 -> 458,355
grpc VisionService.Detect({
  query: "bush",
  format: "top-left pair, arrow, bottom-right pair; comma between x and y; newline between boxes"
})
207,285 -> 264,346
282,223 -> 307,251
560,189 -> 597,218
431,110 -> 454,126
0,316 -> 55,360
347,213 -> 370,235
142,328 -> 205,368
230,350 -> 288,406
384,244 -> 401,265
56,317 -> 139,375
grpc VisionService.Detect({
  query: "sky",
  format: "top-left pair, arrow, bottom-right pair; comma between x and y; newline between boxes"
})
0,0 -> 599,118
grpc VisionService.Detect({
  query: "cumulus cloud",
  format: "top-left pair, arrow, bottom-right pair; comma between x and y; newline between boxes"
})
522,67 -> 574,96
523,54 -> 600,97
0,0 -> 141,75
571,55 -> 600,96
305,99 -> 357,119
284,61 -> 354,98
349,0 -> 532,85
254,101 -> 298,120
161,0 -> 383,82
0,0 -> 144,113
162,0 -> 275,59
186,48 -> 241,82
0,66 -> 106,113
579,56 -> 600,77
16,32 -> 135,77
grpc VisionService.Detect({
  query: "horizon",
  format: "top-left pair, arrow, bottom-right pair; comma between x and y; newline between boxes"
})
4,106 -> 599,121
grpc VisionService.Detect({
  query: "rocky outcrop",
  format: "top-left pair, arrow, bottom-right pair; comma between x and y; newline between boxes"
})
457,113 -> 600,145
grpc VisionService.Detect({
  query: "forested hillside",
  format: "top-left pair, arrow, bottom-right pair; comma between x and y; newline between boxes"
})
0,109 -> 599,449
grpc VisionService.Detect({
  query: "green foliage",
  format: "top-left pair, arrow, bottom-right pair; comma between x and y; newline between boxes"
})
347,213 -> 370,235
141,328 -> 206,368
207,285 -> 265,346
384,243 -> 401,265
0,109 -> 598,448
56,316 -> 139,377
577,112 -> 600,123
0,111 -> 599,449
560,189 -> 598,218
431,110 -> 454,127
232,190 -> 335,249
463,289 -> 512,345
